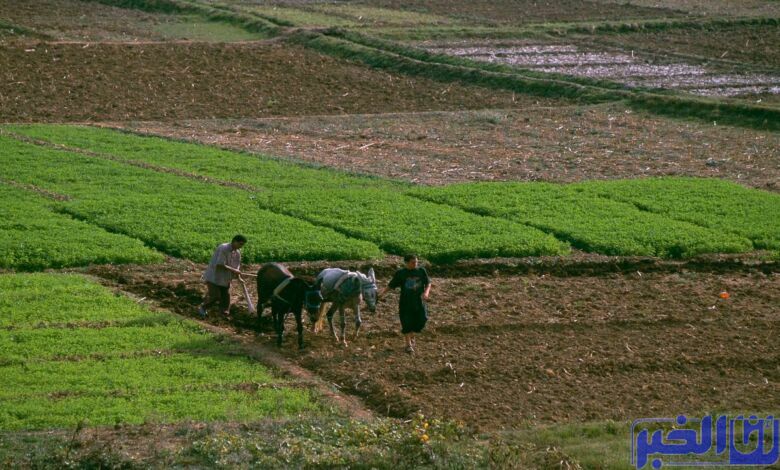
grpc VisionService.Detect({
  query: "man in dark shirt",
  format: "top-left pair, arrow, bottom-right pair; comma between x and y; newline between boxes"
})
380,254 -> 432,353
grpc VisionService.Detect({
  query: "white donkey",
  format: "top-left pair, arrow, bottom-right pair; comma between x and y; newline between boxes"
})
314,268 -> 377,346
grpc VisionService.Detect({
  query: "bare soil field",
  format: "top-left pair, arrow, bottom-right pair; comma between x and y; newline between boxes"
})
0,0 -> 261,42
333,0 -> 683,24
0,0 -> 159,41
0,41 -> 548,122
589,24 -> 780,69
90,259 -> 780,430
593,0 -> 780,18
119,104 -> 780,189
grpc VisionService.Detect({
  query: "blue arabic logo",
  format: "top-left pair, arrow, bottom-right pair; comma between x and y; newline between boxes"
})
631,415 -> 779,468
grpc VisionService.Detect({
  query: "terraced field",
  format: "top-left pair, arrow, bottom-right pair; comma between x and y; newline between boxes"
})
0,182 -> 162,270
0,135 -> 383,262
120,107 -> 780,189
5,124 -> 778,262
587,23 -> 780,68
247,4 -> 459,28
0,41 -> 538,122
423,40 -> 780,97
576,178 -> 780,250
592,0 -> 780,17
2,0 -> 778,467
0,127 -> 565,262
321,0 -> 683,24
411,181 -> 759,258
216,0 -> 780,101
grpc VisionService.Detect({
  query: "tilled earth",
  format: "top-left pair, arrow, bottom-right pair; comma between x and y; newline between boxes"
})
322,0 -> 683,24
117,104 -> 780,190
586,23 -> 780,69
0,0 -> 184,41
592,0 -> 780,18
0,41 -> 543,122
89,258 -> 780,430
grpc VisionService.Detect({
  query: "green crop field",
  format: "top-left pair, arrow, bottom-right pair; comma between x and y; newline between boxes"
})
4,124 -> 401,191
153,14 -> 267,41
2,126 -> 566,262
259,188 -> 569,262
410,181 -> 760,258
0,273 -> 169,328
247,6 -> 357,28
0,135 -> 382,262
5,125 -> 775,262
575,178 -> 780,250
0,182 -> 162,270
0,321 -> 228,364
307,5 -> 457,27
0,273 -> 319,430
236,4 -> 458,28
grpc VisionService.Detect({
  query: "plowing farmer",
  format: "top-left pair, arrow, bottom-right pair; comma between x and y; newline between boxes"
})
379,254 -> 432,354
198,235 -> 247,318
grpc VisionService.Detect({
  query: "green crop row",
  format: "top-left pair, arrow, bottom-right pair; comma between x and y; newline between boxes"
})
240,4 -> 457,29
1,388 -> 315,431
3,125 -> 400,191
4,126 -> 568,262
0,354 -> 277,400
258,188 -> 569,263
0,183 -> 163,271
0,136 -> 382,263
245,6 -> 356,28
0,274 -> 320,430
306,5 -> 456,27
575,178 -> 780,250
410,181 -> 756,258
0,273 -> 168,328
6,127 -> 771,262
0,322 -> 223,364
87,0 -> 283,36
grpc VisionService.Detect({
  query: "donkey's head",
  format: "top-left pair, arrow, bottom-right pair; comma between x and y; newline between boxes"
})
303,282 -> 324,324
360,268 -> 378,313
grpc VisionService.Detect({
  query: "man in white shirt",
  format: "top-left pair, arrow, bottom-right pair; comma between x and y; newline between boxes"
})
198,235 -> 246,318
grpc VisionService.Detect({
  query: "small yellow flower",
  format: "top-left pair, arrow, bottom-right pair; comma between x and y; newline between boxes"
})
423,422 -> 429,429
421,434 -> 430,443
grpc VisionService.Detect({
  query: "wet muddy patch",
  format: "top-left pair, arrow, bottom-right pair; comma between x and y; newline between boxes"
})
426,42 -> 780,98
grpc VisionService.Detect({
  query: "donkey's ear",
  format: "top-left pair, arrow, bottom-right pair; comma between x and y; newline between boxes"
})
368,268 -> 376,282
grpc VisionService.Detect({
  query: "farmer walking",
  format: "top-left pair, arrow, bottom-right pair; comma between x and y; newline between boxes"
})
199,235 -> 247,318
380,254 -> 432,354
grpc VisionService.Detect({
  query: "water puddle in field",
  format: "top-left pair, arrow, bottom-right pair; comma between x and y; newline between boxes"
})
428,44 -> 780,97
535,63 -> 707,79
